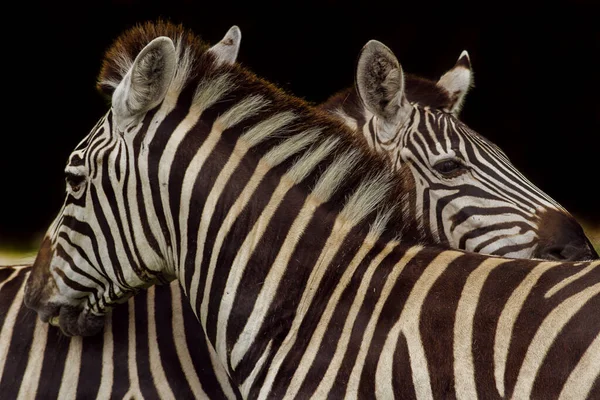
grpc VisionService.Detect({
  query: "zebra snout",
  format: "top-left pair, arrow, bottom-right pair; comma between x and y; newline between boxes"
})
536,241 -> 599,261
534,209 -> 599,261
25,296 -> 105,337
54,305 -> 105,337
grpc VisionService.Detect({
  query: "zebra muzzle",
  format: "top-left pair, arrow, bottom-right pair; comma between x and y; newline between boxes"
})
44,304 -> 106,337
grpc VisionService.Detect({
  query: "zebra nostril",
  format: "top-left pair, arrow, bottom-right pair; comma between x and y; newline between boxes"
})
536,244 -> 576,261
544,247 -> 564,261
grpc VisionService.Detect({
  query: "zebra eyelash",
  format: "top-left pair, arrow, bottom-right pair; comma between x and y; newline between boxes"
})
431,157 -> 469,178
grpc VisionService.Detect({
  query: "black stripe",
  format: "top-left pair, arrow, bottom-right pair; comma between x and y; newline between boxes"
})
296,240 -> 392,396
391,333 -> 416,399
0,283 -> 37,398
420,254 -> 476,398
533,294 -> 600,398
133,289 -> 161,400
132,108 -> 163,256
76,332 -> 104,397
114,144 -> 122,181
36,326 -> 71,398
173,94 -> 240,263
180,282 -> 241,399
266,225 -> 372,398
152,285 -> 195,398
90,185 -> 131,292
236,201 -> 337,391
109,296 -> 131,399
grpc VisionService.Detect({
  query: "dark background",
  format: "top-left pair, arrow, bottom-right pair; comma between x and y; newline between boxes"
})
2,0 -> 598,250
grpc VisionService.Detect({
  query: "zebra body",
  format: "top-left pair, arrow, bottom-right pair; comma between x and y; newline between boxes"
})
4,27 -> 589,400
0,265 -> 238,399
320,42 -> 597,261
24,21 -> 600,398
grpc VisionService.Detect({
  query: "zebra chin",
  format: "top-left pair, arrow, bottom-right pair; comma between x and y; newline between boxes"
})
23,236 -> 106,337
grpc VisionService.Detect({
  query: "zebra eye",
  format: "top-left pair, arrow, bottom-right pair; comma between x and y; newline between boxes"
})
433,159 -> 465,177
66,173 -> 86,193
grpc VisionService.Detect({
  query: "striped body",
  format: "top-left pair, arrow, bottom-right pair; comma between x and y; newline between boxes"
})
7,44 -> 595,400
1,265 -> 239,399
12,249 -> 600,399
24,22 -> 600,398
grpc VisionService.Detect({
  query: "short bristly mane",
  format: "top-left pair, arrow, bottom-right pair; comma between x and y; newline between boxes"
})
97,21 -> 210,96
319,74 -> 510,161
98,20 -> 417,243
320,74 -> 452,116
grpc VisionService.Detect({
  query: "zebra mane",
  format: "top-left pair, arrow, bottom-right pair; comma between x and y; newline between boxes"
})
96,20 -> 204,97
320,74 -> 453,115
319,75 -> 512,161
94,20 -> 417,241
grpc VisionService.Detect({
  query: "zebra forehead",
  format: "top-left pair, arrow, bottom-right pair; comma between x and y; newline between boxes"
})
404,74 -> 453,110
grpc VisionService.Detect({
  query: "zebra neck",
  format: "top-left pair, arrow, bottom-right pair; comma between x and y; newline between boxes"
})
137,68 -> 424,373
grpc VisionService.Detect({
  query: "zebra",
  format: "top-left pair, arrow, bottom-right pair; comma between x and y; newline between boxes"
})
5,29 -> 596,400
0,24 -> 245,400
319,43 -> 598,261
23,20 -> 600,398
0,264 -> 239,399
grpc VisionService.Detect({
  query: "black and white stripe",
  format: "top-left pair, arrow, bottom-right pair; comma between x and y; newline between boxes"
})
320,41 -> 597,261
1,264 -> 239,399
24,21 -> 600,399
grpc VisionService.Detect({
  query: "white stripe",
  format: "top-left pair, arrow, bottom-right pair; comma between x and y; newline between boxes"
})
559,332 -> 600,400
453,257 -> 509,399
494,261 -> 559,397
57,338 -> 83,399
95,313 -> 114,400
370,249 -> 460,400
170,283 -> 211,398
0,271 -> 26,379
546,261 -> 600,298
122,299 -> 143,399
16,312 -> 49,399
147,286 -> 177,399
313,241 -> 398,398
512,282 -> 600,399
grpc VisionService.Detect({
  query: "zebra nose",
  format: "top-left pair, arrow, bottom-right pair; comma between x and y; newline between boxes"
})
535,209 -> 599,261
536,239 -> 599,261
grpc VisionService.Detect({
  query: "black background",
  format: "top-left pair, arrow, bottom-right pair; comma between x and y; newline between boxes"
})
2,0 -> 598,249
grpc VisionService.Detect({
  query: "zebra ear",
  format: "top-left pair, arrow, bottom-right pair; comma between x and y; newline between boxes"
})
207,25 -> 241,66
437,50 -> 473,116
112,36 -> 177,128
356,40 -> 412,129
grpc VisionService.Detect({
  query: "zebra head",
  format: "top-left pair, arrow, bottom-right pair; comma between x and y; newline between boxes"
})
24,25 -> 243,336
349,40 -> 597,260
